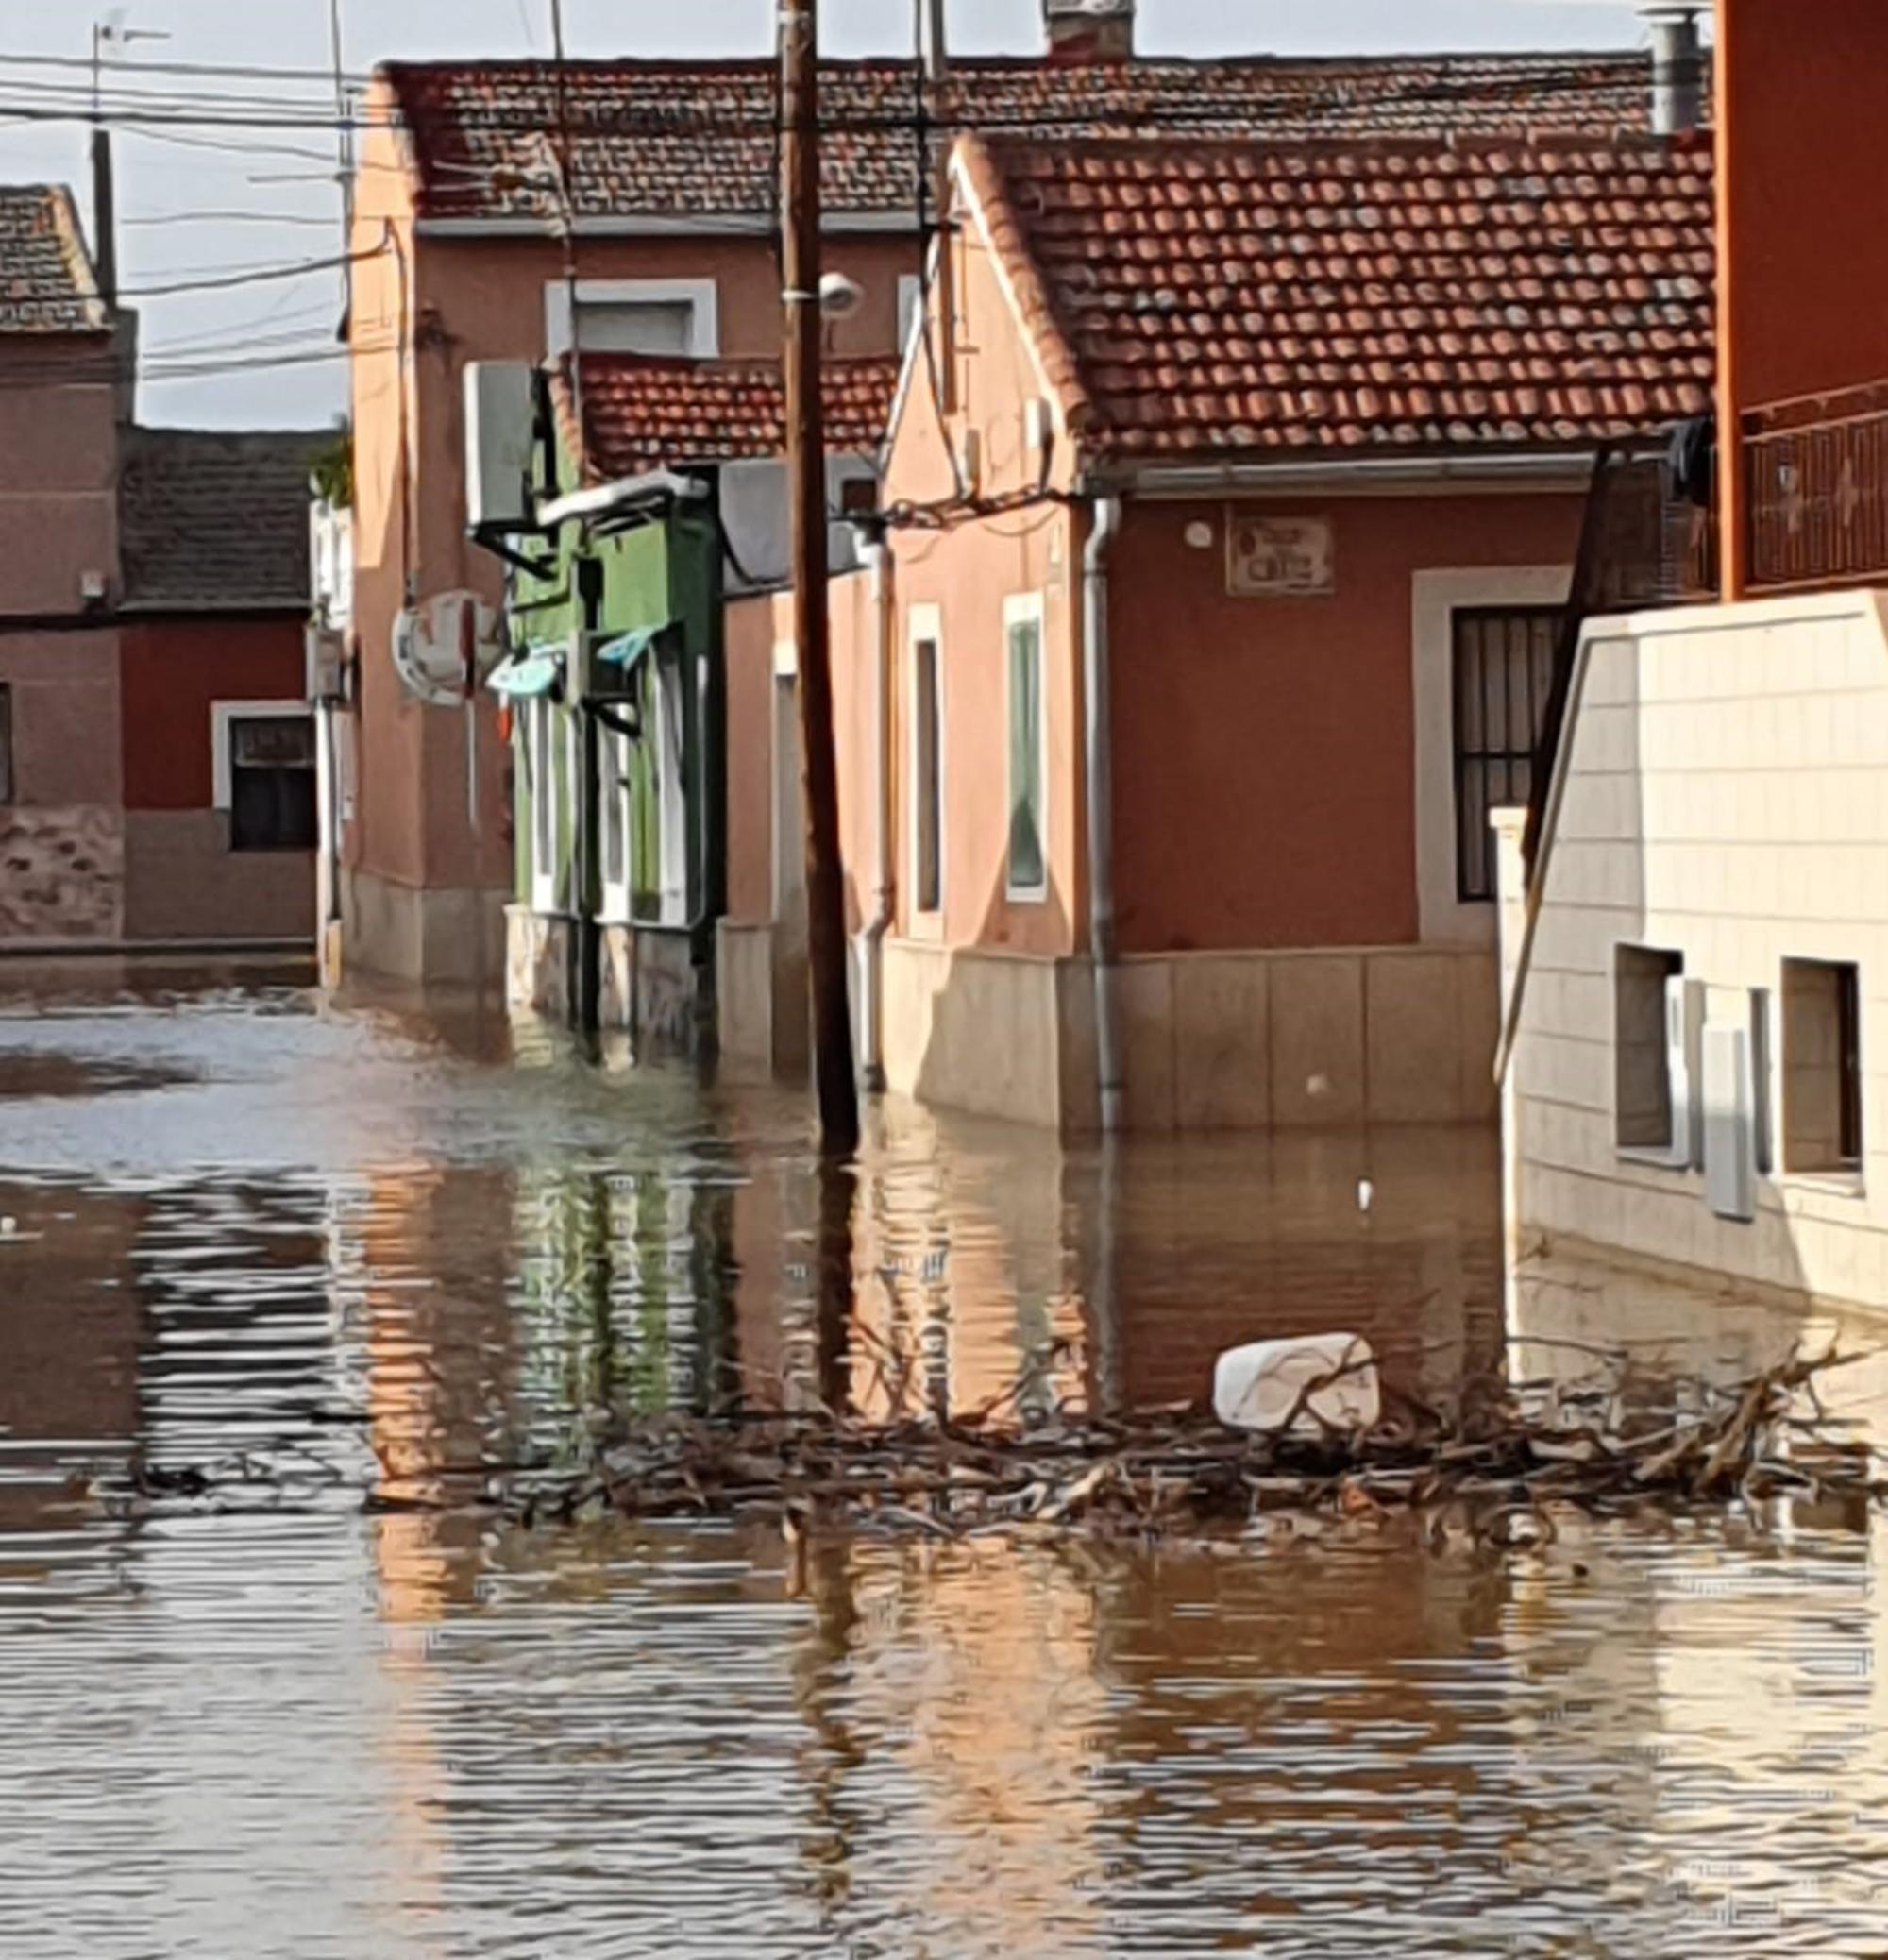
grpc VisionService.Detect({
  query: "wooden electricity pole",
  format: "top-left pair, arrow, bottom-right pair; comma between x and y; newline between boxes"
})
781,0 -> 861,1152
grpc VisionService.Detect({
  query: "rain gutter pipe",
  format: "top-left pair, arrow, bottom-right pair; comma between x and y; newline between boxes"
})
1084,491 -> 1123,1134
856,525 -> 894,1090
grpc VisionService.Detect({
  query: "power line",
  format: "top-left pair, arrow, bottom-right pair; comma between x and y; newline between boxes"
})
118,242 -> 385,300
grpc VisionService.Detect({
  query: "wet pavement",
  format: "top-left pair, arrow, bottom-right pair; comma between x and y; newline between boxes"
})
2,966 -> 1887,1956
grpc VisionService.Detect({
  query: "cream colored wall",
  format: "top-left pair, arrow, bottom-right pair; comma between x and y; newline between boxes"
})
1503,589 -> 1888,1312
881,938 -> 1495,1135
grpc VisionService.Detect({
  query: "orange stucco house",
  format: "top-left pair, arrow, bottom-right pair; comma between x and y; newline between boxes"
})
722,126 -> 1716,1132
339,25 -> 1666,987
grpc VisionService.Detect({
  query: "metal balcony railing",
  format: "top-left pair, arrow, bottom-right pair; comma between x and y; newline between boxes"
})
1745,380 -> 1888,594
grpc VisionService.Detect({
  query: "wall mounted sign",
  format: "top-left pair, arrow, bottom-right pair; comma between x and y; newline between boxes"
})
1226,514 -> 1335,598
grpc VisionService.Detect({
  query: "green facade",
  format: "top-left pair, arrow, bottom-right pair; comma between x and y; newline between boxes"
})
502,415 -> 724,947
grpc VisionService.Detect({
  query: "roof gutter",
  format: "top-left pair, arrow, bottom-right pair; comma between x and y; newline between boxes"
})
1107,451 -> 1600,498
415,211 -> 919,241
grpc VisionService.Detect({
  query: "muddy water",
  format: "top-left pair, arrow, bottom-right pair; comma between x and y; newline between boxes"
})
2,969 -> 1886,1956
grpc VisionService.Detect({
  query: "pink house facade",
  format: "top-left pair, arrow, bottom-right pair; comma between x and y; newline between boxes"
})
719,127 -> 1716,1132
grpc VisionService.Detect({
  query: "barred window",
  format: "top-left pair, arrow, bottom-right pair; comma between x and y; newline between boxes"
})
1453,607 -> 1560,902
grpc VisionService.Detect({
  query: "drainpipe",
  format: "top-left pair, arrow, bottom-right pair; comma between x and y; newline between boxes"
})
856,525 -> 894,1090
1083,492 -> 1123,1133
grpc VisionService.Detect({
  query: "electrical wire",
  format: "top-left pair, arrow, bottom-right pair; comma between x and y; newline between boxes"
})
117,243 -> 386,299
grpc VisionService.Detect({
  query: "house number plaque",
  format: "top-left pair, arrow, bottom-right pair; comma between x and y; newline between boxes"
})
1226,514 -> 1335,597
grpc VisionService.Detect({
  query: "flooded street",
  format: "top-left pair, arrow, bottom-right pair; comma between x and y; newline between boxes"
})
3,970 -> 1887,1955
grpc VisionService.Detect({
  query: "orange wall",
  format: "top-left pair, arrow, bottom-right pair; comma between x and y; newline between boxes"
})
730,571 -> 879,937
875,194 -> 1086,958
1718,0 -> 1888,408
1107,492 -> 1583,955
724,593 -> 776,925
1717,0 -> 1888,590
347,75 -> 926,903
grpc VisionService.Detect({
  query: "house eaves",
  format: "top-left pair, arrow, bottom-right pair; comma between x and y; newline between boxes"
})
415,211 -> 919,242
1109,451 -> 1601,499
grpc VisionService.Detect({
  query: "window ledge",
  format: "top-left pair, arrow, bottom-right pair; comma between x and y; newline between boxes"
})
1778,1172 -> 1867,1202
1616,1146 -> 1691,1172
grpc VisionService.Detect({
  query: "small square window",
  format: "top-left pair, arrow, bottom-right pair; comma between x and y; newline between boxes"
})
1781,958 -> 1863,1175
1616,944 -> 1685,1154
228,713 -> 315,852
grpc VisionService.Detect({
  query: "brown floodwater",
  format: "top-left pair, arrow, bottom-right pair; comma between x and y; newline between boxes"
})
1,966 -> 1886,1956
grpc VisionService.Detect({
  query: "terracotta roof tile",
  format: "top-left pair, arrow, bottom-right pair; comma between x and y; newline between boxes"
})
0,186 -> 109,333
554,354 -> 900,482
382,52 -> 1669,223
971,132 -> 1715,461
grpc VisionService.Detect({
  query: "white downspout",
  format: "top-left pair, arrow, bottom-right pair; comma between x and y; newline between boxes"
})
856,529 -> 895,1090
1083,493 -> 1123,1132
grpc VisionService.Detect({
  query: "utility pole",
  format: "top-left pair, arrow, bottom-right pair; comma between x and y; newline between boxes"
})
781,0 -> 861,1152
925,0 -> 955,415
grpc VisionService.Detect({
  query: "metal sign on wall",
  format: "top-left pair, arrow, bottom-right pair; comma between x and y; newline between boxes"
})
1226,514 -> 1335,597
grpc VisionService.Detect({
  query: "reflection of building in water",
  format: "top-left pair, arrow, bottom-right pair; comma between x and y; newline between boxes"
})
1505,1244 -> 1888,1938
0,1177 -> 144,1534
727,1097 -> 1092,1422
790,1537 -> 1107,1948
507,1151 -> 744,1432
726,1097 -> 1504,1424
1103,1124 -> 1506,1415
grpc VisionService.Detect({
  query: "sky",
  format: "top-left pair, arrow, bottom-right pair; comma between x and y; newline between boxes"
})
0,0 -> 1661,428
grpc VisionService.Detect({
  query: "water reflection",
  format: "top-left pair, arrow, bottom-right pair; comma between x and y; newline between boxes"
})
0,972 -> 1885,1954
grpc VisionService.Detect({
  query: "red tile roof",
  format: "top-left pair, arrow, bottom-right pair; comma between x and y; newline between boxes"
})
554,354 -> 900,481
381,53 -> 1667,224
0,186 -> 109,333
966,134 -> 1716,461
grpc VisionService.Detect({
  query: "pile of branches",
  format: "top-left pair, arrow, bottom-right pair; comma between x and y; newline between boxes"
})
490,1346 -> 1884,1545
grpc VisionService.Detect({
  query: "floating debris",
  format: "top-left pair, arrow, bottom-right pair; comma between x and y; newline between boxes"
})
93,1347 -> 1887,1547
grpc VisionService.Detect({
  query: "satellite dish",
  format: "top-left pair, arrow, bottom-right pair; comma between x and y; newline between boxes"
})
391,591 -> 503,709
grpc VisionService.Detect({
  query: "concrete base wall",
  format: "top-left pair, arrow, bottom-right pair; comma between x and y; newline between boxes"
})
340,867 -> 507,988
0,805 -> 123,945
716,919 -> 811,1078
507,906 -> 573,1022
626,926 -> 712,1055
873,937 -> 1496,1134
508,909 -> 712,1054
881,938 -> 1085,1129
1116,945 -> 1499,1134
124,811 -> 313,944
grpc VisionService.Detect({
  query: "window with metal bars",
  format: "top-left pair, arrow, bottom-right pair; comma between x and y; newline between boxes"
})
1452,606 -> 1561,902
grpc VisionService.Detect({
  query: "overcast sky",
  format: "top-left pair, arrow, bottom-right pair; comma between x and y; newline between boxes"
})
0,0 -> 1660,427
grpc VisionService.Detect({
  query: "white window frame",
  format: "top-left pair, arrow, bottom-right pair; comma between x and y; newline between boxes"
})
211,700 -> 312,811
543,278 -> 719,359
906,601 -> 946,930
652,648 -> 690,929
1003,591 -> 1049,904
598,719 -> 634,925
527,697 -> 565,916
1410,566 -> 1572,947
